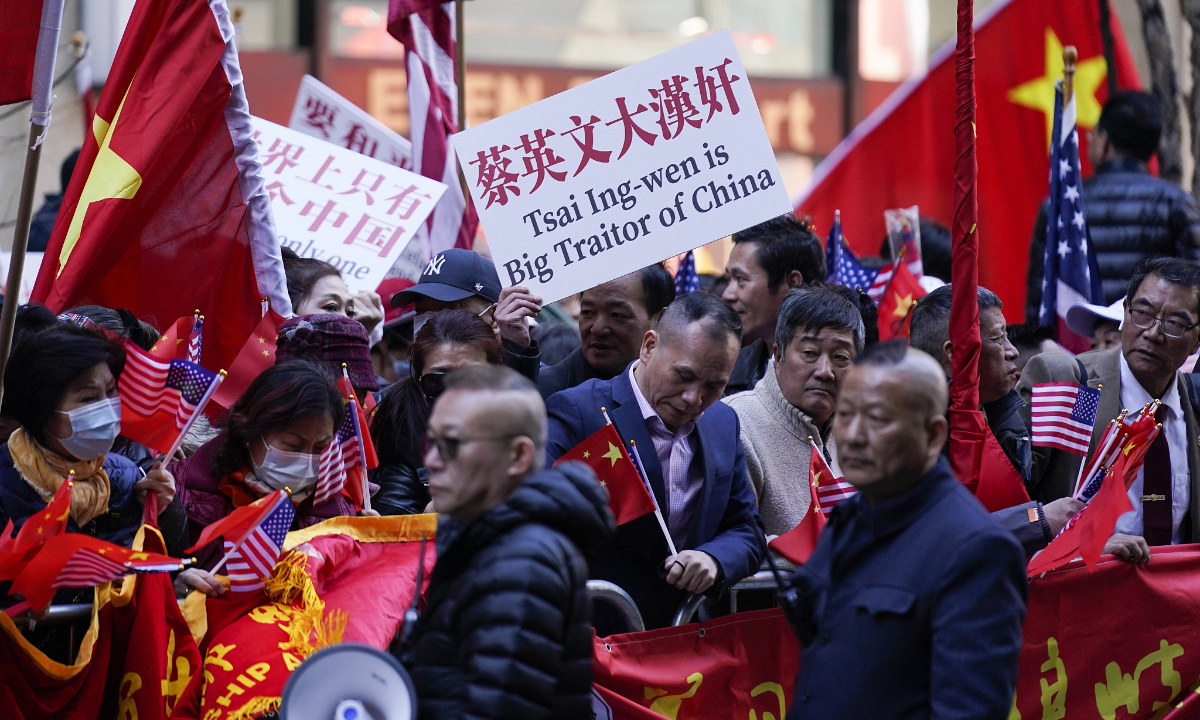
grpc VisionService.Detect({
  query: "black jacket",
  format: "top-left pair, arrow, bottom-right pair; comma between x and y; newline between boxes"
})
503,338 -> 541,382
537,347 -> 613,399
724,339 -> 771,397
398,464 -> 617,720
1026,157 -> 1200,322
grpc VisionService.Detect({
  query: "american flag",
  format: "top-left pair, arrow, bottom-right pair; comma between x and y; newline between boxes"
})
224,494 -> 294,593
187,314 -> 203,364
52,548 -> 129,589
675,251 -> 699,295
120,341 -> 219,429
1037,81 -> 1103,353
1031,382 -> 1101,455
313,388 -> 368,506
825,214 -> 880,294
811,443 -> 855,516
387,0 -> 478,256
866,262 -> 894,303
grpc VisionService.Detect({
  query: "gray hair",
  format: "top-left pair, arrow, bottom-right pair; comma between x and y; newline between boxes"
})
775,286 -> 866,354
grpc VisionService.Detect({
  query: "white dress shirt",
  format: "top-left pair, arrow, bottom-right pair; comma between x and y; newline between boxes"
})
1113,354 -> 1190,544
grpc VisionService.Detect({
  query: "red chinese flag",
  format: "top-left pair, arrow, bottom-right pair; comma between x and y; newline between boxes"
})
876,261 -> 926,340
210,308 -> 285,413
555,424 -> 656,525
30,0 -> 291,377
0,476 -> 73,583
185,490 -> 287,553
0,0 -> 41,105
767,451 -> 829,565
796,0 -> 1140,320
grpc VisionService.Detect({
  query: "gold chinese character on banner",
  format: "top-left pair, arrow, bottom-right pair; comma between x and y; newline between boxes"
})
1094,639 -> 1184,719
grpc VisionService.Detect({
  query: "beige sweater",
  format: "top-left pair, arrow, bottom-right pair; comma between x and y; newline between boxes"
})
723,364 -> 841,537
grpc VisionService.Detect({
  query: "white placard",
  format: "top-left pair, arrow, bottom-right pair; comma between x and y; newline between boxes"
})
289,74 -> 414,170
0,252 -> 43,304
251,117 -> 447,292
454,30 -> 790,303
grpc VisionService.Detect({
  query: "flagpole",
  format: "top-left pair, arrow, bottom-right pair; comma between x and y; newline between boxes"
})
0,0 -> 66,408
454,0 -> 469,201
628,439 -> 679,558
161,370 -> 226,462
1063,46 -> 1077,105
343,363 -> 371,512
208,490 -> 286,576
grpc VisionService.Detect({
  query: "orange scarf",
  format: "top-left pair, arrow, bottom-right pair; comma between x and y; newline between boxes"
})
7,428 -> 110,527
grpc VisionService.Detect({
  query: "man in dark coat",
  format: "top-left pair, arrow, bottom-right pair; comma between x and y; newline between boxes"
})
1026,91 -> 1200,321
538,263 -> 675,399
722,213 -> 826,395
397,365 -> 616,720
786,342 -> 1027,719
546,292 -> 766,634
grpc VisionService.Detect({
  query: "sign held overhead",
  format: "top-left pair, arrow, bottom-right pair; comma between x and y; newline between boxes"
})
454,29 -> 790,303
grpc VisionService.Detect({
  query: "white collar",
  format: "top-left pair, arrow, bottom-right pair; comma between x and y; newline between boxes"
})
1119,352 -> 1182,418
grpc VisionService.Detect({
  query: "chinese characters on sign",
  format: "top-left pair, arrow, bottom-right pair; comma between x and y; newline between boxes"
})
288,74 -> 415,171
250,117 -> 446,292
454,29 -> 790,304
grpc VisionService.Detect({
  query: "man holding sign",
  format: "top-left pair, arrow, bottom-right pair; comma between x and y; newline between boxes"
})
545,293 -> 766,634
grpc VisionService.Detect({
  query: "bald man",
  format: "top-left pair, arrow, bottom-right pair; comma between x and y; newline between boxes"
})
396,365 -> 616,719
785,341 -> 1027,720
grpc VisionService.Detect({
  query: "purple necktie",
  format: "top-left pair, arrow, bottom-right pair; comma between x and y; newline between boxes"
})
1141,407 -> 1173,546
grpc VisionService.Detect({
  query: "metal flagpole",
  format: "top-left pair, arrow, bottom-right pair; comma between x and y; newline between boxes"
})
0,0 -> 66,407
454,0 -> 469,200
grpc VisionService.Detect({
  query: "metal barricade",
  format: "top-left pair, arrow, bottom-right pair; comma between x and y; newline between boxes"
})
586,580 -> 645,633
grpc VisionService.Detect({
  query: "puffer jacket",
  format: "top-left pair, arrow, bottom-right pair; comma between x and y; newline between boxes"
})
397,462 -> 616,720
1026,157 -> 1200,322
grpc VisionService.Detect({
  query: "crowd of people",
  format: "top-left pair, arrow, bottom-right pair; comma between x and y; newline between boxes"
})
2,88 -> 1200,718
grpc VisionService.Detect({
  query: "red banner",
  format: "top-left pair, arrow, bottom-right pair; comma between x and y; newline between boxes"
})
594,547 -> 1200,720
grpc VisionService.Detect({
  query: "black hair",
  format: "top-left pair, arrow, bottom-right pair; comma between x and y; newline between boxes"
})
1006,323 -> 1055,352
1098,91 -> 1162,163
1126,256 -> 1200,318
878,217 -> 953,283
853,338 -> 909,366
656,290 -> 742,345
61,149 -> 80,193
731,213 -> 826,288
775,286 -> 866,354
827,284 -> 879,348
908,284 -> 1003,362
65,305 -> 160,351
531,321 -> 580,367
4,325 -> 126,446
640,263 -> 677,319
13,304 -> 60,348
281,246 -> 343,311
215,360 -> 345,477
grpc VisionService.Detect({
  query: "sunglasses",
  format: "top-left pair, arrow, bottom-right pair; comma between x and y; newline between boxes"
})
422,431 -> 517,461
419,371 -> 448,400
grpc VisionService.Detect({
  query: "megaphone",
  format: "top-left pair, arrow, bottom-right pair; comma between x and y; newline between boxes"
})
279,644 -> 416,720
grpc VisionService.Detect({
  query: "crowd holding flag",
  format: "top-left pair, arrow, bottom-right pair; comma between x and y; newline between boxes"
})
767,441 -> 852,565
1030,382 -> 1102,455
555,423 -> 657,526
117,336 -> 224,455
223,493 -> 295,592
1037,56 -> 1105,354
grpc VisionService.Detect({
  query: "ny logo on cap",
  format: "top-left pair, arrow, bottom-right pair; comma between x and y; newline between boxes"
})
425,254 -> 447,276
475,283 -> 483,292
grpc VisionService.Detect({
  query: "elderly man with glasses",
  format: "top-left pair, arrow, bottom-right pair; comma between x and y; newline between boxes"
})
1020,256 -> 1200,561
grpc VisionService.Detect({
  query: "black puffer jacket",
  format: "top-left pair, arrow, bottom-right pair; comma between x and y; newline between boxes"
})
1026,157 -> 1200,322
397,463 -> 617,720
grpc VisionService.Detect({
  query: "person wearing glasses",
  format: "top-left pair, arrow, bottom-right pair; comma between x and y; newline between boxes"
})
369,310 -> 504,516
395,364 -> 615,720
1020,257 -> 1200,561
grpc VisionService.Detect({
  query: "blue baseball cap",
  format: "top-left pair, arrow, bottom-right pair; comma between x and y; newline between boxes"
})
389,249 -> 502,307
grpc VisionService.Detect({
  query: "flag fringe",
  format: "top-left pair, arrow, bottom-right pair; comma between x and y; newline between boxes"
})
225,695 -> 281,720
261,550 -> 346,658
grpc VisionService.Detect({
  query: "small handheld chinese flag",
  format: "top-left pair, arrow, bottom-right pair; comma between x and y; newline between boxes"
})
555,424 -> 656,525
876,261 -> 927,341
768,446 -> 839,565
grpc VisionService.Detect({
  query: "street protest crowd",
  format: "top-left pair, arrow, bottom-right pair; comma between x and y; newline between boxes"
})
2,81 -> 1200,719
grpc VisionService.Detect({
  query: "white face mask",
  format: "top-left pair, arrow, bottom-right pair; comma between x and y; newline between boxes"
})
57,397 -> 121,460
252,441 -> 319,494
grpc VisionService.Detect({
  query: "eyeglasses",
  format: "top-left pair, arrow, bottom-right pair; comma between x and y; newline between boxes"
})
419,371 -> 448,399
422,431 -> 516,461
1128,307 -> 1200,339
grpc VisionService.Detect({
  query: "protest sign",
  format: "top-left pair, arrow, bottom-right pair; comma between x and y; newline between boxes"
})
454,29 -> 790,303
250,117 -> 446,292
289,74 -> 414,170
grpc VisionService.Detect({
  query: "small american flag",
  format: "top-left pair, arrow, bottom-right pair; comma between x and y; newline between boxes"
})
313,399 -> 358,506
186,314 -> 203,364
675,251 -> 699,295
52,548 -> 129,589
811,444 -> 855,516
866,262 -> 894,303
1031,382 -> 1101,455
224,495 -> 294,593
825,212 -> 880,293
121,342 -> 218,427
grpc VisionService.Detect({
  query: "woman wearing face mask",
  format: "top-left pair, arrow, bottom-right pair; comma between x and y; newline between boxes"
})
282,248 -> 385,346
0,325 -> 183,553
171,360 -> 350,597
370,310 -> 503,515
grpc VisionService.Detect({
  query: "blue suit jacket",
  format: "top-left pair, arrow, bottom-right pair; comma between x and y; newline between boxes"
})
545,368 -> 766,632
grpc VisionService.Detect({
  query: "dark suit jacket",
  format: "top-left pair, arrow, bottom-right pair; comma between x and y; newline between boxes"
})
545,369 -> 767,633
1018,348 -> 1200,541
787,459 -> 1027,720
537,347 -> 613,399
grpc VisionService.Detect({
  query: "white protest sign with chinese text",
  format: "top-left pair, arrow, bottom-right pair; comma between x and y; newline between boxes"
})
454,29 -> 790,303
289,74 -> 414,170
251,117 -> 447,291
